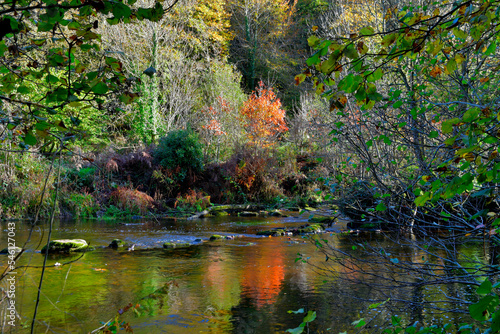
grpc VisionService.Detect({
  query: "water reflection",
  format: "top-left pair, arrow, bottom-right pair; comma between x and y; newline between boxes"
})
0,218 -> 488,333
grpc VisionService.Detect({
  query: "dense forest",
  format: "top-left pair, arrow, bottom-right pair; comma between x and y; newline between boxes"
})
3,0 -> 500,332
1,0 -> 500,232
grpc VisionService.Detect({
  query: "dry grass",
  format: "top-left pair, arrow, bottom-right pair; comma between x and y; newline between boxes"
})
110,187 -> 155,214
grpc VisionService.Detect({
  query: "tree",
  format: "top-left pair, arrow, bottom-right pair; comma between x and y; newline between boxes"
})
229,0 -> 296,91
99,0 -> 233,144
0,0 -> 171,330
301,0 -> 500,230
299,0 -> 500,327
240,81 -> 288,147
0,0 -> 172,149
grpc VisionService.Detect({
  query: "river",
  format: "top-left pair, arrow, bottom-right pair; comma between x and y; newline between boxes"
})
0,213 -> 484,333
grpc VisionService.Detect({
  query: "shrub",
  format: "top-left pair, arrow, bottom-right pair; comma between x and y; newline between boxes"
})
62,192 -> 98,217
109,187 -> 154,214
175,189 -> 211,212
153,129 -> 204,183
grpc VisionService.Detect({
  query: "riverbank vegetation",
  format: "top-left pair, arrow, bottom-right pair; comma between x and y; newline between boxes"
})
3,0 -> 500,332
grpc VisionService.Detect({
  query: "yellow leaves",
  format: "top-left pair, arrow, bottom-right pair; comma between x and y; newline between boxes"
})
489,151 -> 498,161
294,74 -> 306,86
455,53 -> 466,65
312,26 -> 318,32
433,8 -> 440,16
429,66 -> 442,78
463,152 -> 475,162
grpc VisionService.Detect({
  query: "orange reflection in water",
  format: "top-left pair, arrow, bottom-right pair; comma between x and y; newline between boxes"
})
241,242 -> 286,308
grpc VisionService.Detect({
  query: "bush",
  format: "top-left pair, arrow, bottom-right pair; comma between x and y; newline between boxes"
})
153,129 -> 204,183
109,187 -> 154,214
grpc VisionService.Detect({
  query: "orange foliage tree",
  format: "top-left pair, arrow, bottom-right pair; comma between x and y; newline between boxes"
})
240,81 -> 288,146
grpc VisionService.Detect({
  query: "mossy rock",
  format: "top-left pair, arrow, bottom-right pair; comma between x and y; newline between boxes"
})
209,235 -> 225,241
238,211 -> 259,217
0,247 -> 22,254
212,211 -> 229,217
308,216 -> 336,224
163,242 -> 191,249
109,239 -> 126,249
41,239 -> 91,254
256,229 -> 286,236
297,224 -> 325,234
209,205 -> 233,212
269,210 -> 288,217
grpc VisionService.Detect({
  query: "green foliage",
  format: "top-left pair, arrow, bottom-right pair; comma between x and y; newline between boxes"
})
349,280 -> 500,333
66,167 -> 96,191
154,129 -> 204,182
61,193 -> 98,217
286,309 -> 317,334
0,0 -> 166,150
302,0 -> 500,227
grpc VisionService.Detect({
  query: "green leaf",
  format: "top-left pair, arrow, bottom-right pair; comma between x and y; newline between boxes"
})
303,311 -> 316,323
360,26 -> 375,36
286,327 -> 304,334
429,131 -> 439,138
381,33 -> 397,47
112,3 -> 132,19
376,202 -> 387,211
453,28 -> 467,40
441,118 -> 460,134
288,308 -> 305,314
344,43 -> 358,59
352,318 -> 366,328
463,107 -> 480,122
307,35 -> 320,47
477,280 -> 493,296
92,82 -> 108,94
368,298 -> 390,309
469,295 -> 498,321
24,131 -> 37,145
415,191 -> 432,206
446,59 -> 457,73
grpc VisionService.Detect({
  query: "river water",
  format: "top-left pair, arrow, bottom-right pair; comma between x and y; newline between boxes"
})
0,213 -> 485,333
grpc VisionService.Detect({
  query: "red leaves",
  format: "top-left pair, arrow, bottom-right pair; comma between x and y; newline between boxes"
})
240,81 -> 288,146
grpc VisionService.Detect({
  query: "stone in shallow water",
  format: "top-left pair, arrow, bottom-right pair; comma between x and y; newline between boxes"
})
109,239 -> 126,249
41,239 -> 92,254
163,242 -> 191,249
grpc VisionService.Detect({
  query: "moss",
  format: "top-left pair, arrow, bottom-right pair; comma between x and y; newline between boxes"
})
268,210 -> 288,217
308,216 -> 336,224
41,239 -> 91,254
209,235 -> 225,241
109,239 -> 126,248
256,229 -> 286,236
298,224 -> 325,234
238,211 -> 258,217
163,242 -> 191,249
212,210 -> 229,217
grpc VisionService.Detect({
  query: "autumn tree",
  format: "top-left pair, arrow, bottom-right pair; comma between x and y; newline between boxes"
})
99,0 -> 233,144
299,0 -> 500,230
240,81 -> 288,147
298,1 -> 500,326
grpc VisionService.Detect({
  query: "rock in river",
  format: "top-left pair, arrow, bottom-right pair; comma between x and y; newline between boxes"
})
41,239 -> 92,254
109,239 -> 127,249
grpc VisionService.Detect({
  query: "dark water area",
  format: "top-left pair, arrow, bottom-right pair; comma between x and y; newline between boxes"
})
0,215 -> 482,333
